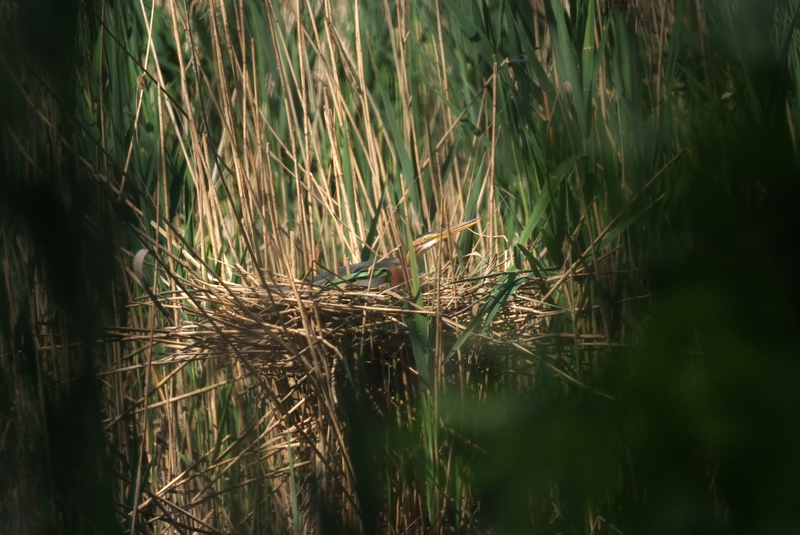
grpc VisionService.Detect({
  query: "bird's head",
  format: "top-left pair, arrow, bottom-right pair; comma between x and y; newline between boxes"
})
407,217 -> 480,263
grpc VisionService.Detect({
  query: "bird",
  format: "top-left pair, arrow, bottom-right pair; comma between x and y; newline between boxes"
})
311,218 -> 480,289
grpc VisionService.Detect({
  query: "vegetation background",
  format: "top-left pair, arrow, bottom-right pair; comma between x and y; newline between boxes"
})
1,0 -> 799,533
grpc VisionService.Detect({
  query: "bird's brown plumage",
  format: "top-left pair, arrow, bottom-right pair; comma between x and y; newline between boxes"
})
312,218 -> 479,288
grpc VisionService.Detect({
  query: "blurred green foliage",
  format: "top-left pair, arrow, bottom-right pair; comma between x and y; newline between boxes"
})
441,1 -> 800,533
0,1 -> 122,534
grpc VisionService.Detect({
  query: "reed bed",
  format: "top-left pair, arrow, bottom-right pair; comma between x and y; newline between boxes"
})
4,0 -> 797,533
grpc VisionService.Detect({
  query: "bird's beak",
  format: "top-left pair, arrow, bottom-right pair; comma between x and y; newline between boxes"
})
412,217 -> 480,254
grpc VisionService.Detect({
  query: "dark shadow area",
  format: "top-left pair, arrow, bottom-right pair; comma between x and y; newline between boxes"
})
0,1 -> 123,534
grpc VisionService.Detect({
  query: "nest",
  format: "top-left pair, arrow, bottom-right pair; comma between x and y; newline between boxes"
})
124,258 -> 611,386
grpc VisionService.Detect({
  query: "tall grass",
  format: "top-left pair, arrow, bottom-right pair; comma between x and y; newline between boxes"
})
3,0 -> 800,533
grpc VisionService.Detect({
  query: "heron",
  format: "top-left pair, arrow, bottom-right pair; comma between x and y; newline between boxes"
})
311,218 -> 480,289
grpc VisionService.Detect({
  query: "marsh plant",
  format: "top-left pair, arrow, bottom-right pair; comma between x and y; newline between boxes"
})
2,0 -> 799,533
